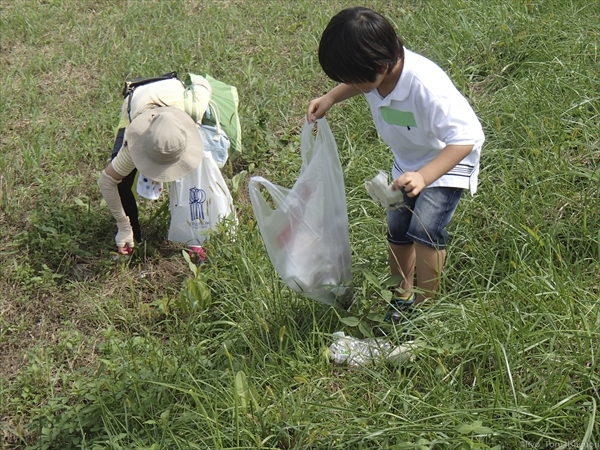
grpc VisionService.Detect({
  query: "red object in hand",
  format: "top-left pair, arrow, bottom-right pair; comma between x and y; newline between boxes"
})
122,244 -> 134,255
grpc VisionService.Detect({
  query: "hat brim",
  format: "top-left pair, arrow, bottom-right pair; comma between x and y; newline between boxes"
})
127,106 -> 203,182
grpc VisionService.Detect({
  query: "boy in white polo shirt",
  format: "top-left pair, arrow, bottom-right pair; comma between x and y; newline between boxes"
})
307,7 -> 485,322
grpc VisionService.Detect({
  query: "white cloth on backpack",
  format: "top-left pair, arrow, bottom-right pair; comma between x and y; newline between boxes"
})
136,173 -> 164,200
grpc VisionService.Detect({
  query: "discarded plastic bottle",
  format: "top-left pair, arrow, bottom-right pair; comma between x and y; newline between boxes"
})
328,332 -> 416,366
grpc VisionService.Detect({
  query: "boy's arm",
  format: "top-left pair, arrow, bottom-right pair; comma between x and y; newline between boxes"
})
392,144 -> 474,197
307,83 -> 362,123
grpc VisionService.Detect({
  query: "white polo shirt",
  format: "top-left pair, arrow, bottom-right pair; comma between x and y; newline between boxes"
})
364,49 -> 485,194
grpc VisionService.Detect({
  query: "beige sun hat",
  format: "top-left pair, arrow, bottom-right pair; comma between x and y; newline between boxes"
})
127,106 -> 203,182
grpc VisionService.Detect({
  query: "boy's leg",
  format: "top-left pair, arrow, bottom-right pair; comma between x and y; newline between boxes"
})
414,242 -> 445,305
387,192 -> 418,298
406,186 -> 463,304
388,242 -> 415,295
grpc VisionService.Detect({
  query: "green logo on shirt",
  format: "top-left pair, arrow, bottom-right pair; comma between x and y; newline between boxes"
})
380,107 -> 417,128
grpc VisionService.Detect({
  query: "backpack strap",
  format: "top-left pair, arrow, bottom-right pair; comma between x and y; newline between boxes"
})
183,83 -> 203,123
122,71 -> 178,98
124,71 -> 179,122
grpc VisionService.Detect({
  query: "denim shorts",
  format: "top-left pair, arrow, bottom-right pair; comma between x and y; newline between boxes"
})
386,186 -> 464,250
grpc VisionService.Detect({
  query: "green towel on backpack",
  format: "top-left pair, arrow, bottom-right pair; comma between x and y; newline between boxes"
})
185,73 -> 242,161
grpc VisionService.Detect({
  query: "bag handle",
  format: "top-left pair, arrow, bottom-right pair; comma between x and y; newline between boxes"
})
203,100 -> 224,141
248,177 -> 290,216
300,117 -> 322,168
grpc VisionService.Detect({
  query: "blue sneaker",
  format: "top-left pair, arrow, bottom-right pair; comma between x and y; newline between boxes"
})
384,294 -> 417,323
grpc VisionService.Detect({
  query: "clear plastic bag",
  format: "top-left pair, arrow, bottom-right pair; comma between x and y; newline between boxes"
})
249,118 -> 352,306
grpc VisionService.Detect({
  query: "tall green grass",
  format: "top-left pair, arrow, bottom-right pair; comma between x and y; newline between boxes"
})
1,0 -> 599,448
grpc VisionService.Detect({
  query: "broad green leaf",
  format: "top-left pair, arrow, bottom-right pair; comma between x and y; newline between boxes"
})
182,250 -> 197,275
340,316 -> 360,327
385,275 -> 403,288
455,424 -> 473,434
231,170 -> 247,194
472,425 -> 494,434
235,371 -> 249,410
358,321 -> 372,338
363,270 -> 382,288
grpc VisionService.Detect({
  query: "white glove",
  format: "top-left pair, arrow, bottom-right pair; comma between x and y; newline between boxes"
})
114,218 -> 134,250
365,171 -> 404,208
98,169 -> 135,250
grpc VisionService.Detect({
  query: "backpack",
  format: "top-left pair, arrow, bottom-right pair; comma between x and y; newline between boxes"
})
185,73 -> 243,161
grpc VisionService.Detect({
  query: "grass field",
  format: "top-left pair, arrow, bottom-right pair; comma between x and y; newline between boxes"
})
1,0 -> 599,448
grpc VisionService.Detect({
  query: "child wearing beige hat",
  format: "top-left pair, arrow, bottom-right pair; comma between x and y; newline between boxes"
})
98,77 -> 211,255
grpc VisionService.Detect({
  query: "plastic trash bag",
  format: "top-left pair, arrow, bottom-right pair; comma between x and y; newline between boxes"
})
249,118 -> 352,306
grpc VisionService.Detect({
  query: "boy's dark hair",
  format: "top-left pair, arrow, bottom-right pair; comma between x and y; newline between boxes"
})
318,7 -> 404,84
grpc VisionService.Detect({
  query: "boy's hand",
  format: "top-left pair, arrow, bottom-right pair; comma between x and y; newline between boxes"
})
392,172 -> 426,198
307,95 -> 334,123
